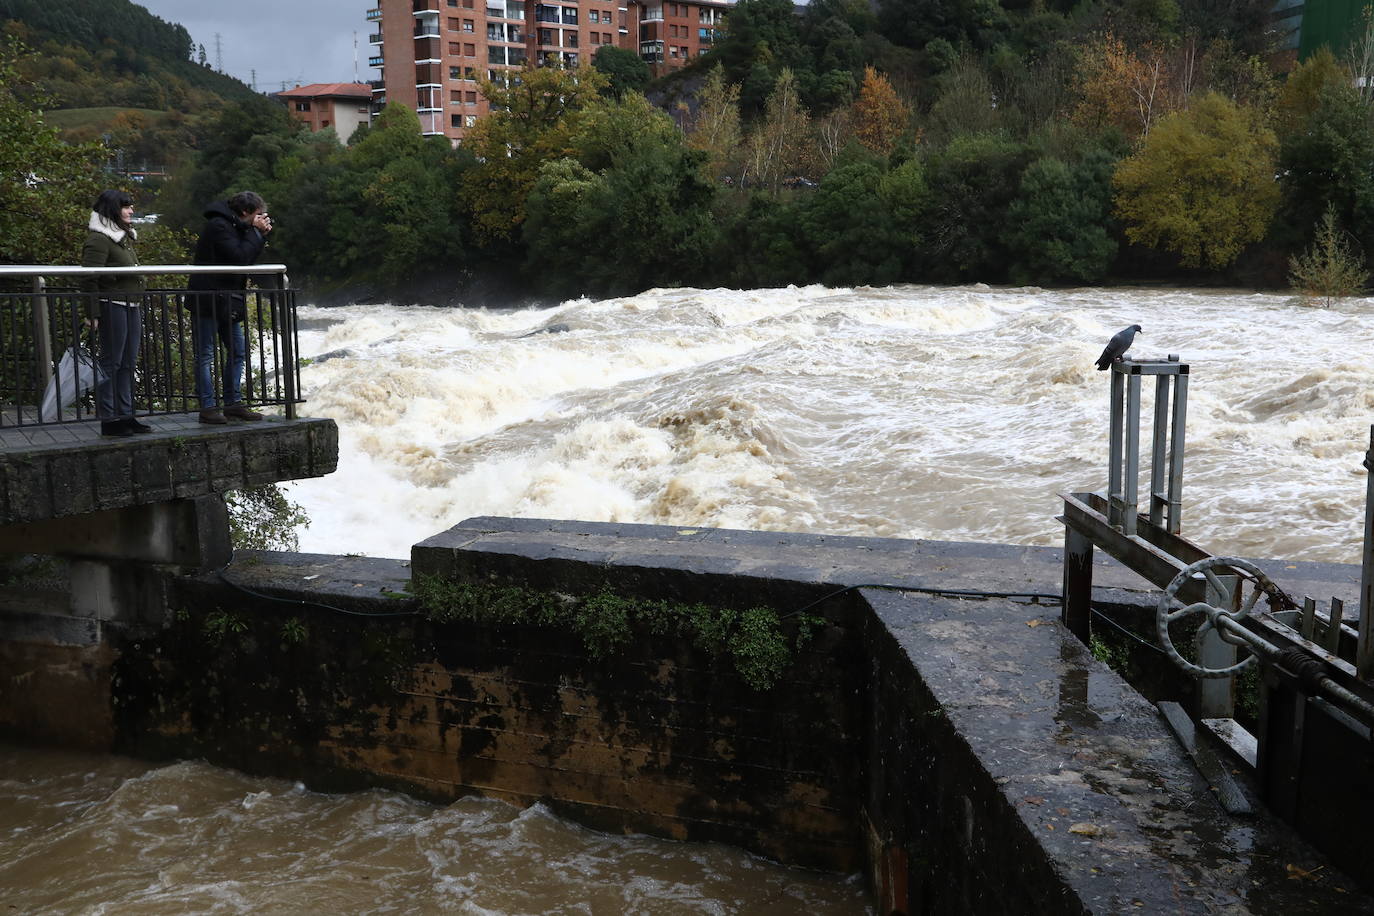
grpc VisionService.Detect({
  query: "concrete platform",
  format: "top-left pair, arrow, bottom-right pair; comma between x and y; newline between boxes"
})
0,414 -> 338,525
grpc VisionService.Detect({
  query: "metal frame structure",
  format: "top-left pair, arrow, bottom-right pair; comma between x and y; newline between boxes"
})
1060,353 -> 1374,882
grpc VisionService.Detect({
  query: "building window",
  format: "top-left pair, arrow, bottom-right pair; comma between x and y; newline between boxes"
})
452,114 -> 463,127
603,31 -> 612,43
451,90 -> 463,103
448,17 -> 460,29
464,42 -> 476,55
465,65 -> 477,78
466,90 -> 478,103
589,9 -> 599,22
590,32 -> 600,43
463,18 -> 474,30
450,65 -> 462,78
463,0 -> 474,7
566,30 -> 578,47
295,100 -> 311,111
539,27 -> 554,44
450,41 -> 461,53
448,0 -> 458,5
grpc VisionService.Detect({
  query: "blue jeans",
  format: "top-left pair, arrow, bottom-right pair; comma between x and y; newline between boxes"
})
192,306 -> 246,410
96,300 -> 141,420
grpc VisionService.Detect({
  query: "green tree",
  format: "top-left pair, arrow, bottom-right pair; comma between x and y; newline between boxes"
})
1289,205 -> 1369,306
0,39 -> 102,264
743,68 -> 809,194
1113,92 -> 1278,269
592,45 -> 650,97
461,65 -> 606,244
1273,80 -> 1374,259
1007,150 -> 1119,285
797,158 -> 908,285
1273,48 -> 1345,138
922,131 -> 1030,281
524,96 -> 719,296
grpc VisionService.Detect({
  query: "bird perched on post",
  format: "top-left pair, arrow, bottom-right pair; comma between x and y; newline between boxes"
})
1095,324 -> 1142,370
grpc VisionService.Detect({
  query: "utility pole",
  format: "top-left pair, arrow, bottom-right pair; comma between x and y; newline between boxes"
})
353,32 -> 359,82
214,33 -> 223,72
251,69 -> 257,91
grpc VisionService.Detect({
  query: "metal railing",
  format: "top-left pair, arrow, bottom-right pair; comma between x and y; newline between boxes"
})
0,264 -> 301,426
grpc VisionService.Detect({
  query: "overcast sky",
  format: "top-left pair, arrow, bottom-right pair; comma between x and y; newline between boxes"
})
133,0 -> 370,91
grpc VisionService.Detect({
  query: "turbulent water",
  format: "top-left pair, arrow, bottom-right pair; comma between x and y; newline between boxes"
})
16,285 -> 1372,913
0,746 -> 869,914
291,284 -> 1374,565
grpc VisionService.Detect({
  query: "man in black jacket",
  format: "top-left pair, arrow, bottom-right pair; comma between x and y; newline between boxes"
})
189,190 -> 273,424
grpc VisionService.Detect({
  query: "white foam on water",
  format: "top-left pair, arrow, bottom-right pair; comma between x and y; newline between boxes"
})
291,287 -> 1374,565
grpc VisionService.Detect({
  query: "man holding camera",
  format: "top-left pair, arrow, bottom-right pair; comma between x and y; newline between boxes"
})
188,190 -> 273,424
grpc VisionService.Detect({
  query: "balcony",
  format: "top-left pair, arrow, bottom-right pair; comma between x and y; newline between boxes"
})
368,55 -> 385,67
414,37 -> 441,61
366,7 -> 382,20
412,0 -> 440,11
369,78 -> 386,91
414,25 -> 440,38
368,32 -> 383,44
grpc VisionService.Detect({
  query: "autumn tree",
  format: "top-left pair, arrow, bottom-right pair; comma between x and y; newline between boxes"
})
684,66 -> 742,180
850,67 -> 909,156
742,68 -> 810,194
1071,33 -> 1183,141
1113,93 -> 1278,269
461,64 -> 606,244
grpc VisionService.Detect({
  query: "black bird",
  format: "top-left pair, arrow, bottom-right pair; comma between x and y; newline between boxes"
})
1095,324 -> 1142,370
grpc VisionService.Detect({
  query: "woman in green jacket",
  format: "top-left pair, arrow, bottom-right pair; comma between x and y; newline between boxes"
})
82,189 -> 150,436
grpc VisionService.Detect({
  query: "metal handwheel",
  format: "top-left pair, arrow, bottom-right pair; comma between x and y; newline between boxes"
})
1157,556 -> 1274,678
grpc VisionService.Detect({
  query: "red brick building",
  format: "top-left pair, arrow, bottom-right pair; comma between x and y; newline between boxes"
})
366,0 -> 731,144
275,83 -> 373,140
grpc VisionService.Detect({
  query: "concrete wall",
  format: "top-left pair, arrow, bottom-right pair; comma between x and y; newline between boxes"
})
3,523 -> 1371,914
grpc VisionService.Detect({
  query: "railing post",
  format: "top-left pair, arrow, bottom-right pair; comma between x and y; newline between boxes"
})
1108,367 -> 1124,527
275,272 -> 297,420
1167,363 -> 1188,535
30,276 -> 52,395
1358,425 -> 1374,680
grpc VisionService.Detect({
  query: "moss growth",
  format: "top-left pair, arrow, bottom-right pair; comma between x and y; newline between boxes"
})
413,575 -> 821,691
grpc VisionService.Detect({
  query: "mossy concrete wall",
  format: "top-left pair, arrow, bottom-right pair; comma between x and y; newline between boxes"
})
3,519 -> 1372,914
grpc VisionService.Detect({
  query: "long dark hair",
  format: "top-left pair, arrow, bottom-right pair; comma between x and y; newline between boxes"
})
93,189 -> 135,230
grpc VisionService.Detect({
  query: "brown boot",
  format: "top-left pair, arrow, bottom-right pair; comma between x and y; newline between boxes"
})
223,405 -> 264,421
199,408 -> 227,425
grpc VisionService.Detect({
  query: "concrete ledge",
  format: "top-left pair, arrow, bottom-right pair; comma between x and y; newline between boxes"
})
0,416 -> 338,526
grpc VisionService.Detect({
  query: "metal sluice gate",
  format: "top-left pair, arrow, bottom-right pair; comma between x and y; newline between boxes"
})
1059,356 -> 1374,883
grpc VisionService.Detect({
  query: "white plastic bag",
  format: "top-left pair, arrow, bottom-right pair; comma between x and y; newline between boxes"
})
39,345 -> 101,422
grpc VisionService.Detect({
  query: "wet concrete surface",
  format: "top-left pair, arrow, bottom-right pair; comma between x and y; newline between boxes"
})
867,589 -> 1372,914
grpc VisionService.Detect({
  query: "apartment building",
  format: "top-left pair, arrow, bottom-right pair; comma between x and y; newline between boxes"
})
625,0 -> 728,77
275,83 -> 373,140
366,0 -> 731,144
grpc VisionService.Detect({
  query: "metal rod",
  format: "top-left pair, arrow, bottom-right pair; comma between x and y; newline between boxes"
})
1300,596 -> 1317,642
0,264 -> 289,277
30,276 -> 51,399
1108,368 -> 1124,527
1359,424 -> 1374,680
1150,372 -> 1170,527
1327,598 -> 1345,654
1168,369 -> 1189,535
1215,613 -> 1374,722
278,277 -> 297,420
1124,372 -> 1142,534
